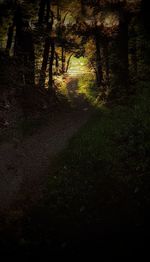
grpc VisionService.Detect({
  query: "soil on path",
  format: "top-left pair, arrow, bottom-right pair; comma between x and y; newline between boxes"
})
0,78 -> 93,212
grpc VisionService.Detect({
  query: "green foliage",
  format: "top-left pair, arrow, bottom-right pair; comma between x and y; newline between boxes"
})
77,73 -> 98,103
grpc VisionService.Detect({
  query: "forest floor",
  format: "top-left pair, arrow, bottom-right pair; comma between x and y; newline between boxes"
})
0,77 -> 93,213
0,80 -> 150,259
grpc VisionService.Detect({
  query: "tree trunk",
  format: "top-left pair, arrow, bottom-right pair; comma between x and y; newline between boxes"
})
39,37 -> 50,88
13,4 -> 35,116
103,40 -> 110,87
117,15 -> 129,92
141,0 -> 149,32
15,29 -> 35,87
39,3 -> 53,89
66,53 -> 73,73
24,31 -> 35,88
14,4 -> 35,87
14,5 -> 24,84
81,0 -> 86,15
6,24 -> 15,54
45,0 -> 50,24
130,41 -> 137,78
57,0 -> 61,21
55,52 -> 59,75
14,4 -> 23,54
62,46 -> 65,74
38,0 -> 46,24
94,29 -> 103,88
48,38 -> 55,93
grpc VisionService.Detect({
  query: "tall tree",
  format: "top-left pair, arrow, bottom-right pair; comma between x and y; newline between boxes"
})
39,0 -> 54,89
109,1 -> 129,98
94,26 -> 103,88
48,36 -> 55,92
14,4 -> 35,89
117,7 -> 129,92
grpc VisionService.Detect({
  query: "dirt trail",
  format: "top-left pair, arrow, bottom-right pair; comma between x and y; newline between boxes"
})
0,78 -> 93,212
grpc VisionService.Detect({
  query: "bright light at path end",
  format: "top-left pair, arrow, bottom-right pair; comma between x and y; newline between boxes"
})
68,56 -> 92,76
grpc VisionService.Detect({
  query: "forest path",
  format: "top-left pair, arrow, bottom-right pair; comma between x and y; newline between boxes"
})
0,77 -> 93,212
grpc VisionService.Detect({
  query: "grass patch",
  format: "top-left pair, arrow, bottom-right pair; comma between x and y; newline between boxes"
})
77,73 -> 98,104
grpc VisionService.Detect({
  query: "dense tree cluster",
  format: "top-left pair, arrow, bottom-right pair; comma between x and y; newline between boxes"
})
0,0 -> 149,121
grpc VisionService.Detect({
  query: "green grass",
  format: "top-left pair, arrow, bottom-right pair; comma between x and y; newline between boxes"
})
77,73 -> 98,104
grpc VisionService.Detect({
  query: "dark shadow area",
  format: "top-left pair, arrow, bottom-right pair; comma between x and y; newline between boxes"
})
0,218 -> 150,259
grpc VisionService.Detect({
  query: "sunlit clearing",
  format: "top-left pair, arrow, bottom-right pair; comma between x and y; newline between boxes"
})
68,56 -> 92,76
